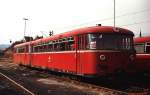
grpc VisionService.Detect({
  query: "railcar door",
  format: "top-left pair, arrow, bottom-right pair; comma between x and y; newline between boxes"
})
77,35 -> 87,75
24,45 -> 28,65
28,44 -> 32,66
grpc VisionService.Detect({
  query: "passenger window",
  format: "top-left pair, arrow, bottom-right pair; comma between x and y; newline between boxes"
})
33,46 -> 38,52
60,43 -> 65,51
39,46 -> 43,52
146,42 -> 150,53
17,47 -> 25,53
67,37 -> 75,50
48,41 -> 53,51
32,37 -> 75,52
146,46 -> 150,53
53,40 -> 59,51
147,43 -> 150,45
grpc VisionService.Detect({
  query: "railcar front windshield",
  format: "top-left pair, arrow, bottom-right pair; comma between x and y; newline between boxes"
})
88,33 -> 134,50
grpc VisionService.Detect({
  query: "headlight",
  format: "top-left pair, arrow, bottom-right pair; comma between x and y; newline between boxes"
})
129,54 -> 134,61
100,55 -> 106,61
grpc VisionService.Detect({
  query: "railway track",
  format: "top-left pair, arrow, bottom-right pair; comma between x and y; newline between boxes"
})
0,64 -> 128,95
0,72 -> 35,95
1,66 -> 149,95
42,70 -> 150,95
67,79 -> 128,95
0,57 -> 150,95
31,69 -> 129,95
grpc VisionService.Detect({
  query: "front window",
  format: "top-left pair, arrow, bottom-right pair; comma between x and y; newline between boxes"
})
87,33 -> 133,50
135,43 -> 145,53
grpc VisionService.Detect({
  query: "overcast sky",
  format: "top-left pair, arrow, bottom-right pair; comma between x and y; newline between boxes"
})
0,0 -> 150,44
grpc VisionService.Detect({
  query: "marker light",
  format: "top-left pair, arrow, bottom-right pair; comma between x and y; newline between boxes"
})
100,55 -> 106,61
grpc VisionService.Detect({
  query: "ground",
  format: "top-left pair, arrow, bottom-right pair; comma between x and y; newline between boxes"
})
0,58 -> 111,95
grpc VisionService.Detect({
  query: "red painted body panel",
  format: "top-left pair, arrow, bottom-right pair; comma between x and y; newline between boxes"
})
77,50 -> 135,75
13,50 -> 135,76
31,53 -> 48,68
46,52 -> 76,73
135,54 -> 150,71
134,36 -> 150,72
134,36 -> 150,43
13,53 -> 30,65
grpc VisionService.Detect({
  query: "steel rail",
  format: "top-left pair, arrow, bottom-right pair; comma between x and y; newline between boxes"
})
0,72 -> 35,95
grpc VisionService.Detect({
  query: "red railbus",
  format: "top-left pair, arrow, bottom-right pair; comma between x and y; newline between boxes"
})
13,25 -> 135,77
134,36 -> 150,73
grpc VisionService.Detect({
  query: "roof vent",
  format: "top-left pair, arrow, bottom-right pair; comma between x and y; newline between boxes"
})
96,24 -> 101,26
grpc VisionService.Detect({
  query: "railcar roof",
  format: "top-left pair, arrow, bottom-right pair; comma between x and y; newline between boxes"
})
14,42 -> 30,48
14,26 -> 134,48
134,36 -> 150,43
